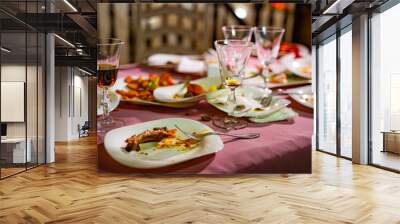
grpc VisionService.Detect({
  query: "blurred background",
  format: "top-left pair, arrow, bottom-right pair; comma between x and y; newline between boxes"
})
98,3 -> 311,64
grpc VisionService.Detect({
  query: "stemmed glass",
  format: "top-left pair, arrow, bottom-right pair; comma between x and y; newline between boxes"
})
222,25 -> 253,42
253,26 -> 285,88
213,40 -> 254,130
97,38 -> 124,132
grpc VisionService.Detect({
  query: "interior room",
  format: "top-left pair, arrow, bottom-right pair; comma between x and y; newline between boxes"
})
0,0 -> 97,179
0,0 -> 400,223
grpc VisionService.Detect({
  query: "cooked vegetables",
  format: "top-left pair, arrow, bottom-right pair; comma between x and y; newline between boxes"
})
116,73 -> 174,101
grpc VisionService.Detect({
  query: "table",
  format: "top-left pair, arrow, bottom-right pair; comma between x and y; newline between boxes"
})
381,131 -> 400,154
97,65 -> 313,174
1,138 -> 31,164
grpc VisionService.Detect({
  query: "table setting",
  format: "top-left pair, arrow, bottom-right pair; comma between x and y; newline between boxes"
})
96,25 -> 313,174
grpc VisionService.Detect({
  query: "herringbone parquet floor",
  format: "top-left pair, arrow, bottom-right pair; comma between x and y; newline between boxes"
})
0,135 -> 400,224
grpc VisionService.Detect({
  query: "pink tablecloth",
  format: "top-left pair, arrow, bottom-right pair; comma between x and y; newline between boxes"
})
97,66 -> 313,174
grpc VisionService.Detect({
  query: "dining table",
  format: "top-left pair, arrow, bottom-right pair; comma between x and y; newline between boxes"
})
97,63 -> 314,174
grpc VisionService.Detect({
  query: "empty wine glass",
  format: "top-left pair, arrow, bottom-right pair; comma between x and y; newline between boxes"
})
253,26 -> 285,87
213,40 -> 253,130
97,38 -> 124,133
222,25 -> 253,42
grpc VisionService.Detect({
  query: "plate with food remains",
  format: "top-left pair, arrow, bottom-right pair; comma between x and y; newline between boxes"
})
207,87 -> 291,118
153,76 -> 221,103
111,73 -> 197,108
287,85 -> 313,109
103,118 -> 224,169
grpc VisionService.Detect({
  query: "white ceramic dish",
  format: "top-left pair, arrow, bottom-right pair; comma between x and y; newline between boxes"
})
153,76 -> 221,103
207,87 -> 291,118
288,85 -> 314,109
280,54 -> 312,79
97,90 -> 120,116
103,118 -> 224,169
111,77 -> 197,108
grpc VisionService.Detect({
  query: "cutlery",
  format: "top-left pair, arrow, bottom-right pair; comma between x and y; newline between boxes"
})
174,80 -> 191,97
271,88 -> 312,95
174,125 -> 260,140
259,95 -> 273,107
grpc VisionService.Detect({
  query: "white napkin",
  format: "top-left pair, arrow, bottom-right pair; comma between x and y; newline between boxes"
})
176,57 -> 205,73
147,54 -> 182,66
242,75 -> 265,88
210,93 -> 261,112
249,107 -> 298,123
235,95 -> 262,109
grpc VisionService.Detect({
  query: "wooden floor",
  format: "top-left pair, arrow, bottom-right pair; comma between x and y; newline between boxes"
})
0,135 -> 400,224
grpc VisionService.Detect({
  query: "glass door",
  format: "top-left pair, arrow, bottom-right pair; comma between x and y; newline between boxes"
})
339,26 -> 352,158
370,2 -> 400,171
0,1 -> 47,179
317,35 -> 337,154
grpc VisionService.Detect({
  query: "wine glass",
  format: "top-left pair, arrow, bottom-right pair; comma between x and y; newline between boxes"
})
97,38 -> 124,132
222,25 -> 253,42
213,40 -> 253,130
253,26 -> 285,88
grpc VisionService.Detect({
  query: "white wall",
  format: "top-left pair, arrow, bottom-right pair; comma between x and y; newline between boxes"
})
1,64 -> 46,164
54,67 -> 89,141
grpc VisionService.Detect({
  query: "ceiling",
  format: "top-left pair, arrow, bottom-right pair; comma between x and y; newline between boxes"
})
0,0 -> 97,72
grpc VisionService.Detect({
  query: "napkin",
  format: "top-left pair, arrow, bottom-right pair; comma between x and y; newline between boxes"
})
242,75 -> 265,88
249,107 -> 298,123
176,57 -> 206,73
147,54 -> 182,66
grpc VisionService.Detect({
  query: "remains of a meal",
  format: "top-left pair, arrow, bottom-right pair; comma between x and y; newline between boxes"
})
124,127 -> 200,152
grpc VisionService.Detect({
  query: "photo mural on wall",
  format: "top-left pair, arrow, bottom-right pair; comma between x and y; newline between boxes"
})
96,3 -> 313,174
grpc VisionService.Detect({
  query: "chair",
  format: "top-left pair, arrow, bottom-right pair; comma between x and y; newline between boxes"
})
78,121 -> 90,138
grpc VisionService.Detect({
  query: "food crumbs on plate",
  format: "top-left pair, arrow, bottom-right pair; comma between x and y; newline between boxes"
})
123,127 -> 200,153
208,85 -> 218,92
201,114 -> 211,121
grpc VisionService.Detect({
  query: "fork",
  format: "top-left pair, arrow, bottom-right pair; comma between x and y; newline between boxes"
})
174,125 -> 260,140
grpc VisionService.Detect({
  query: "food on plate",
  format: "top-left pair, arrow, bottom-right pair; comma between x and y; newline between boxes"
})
208,85 -> 218,92
156,137 -> 199,150
116,73 -> 174,101
270,73 -> 288,84
174,83 -> 204,99
186,83 -> 204,97
302,95 -> 314,105
269,73 -> 310,84
279,42 -> 303,58
123,127 -> 200,152
299,65 -> 311,74
124,127 -> 176,152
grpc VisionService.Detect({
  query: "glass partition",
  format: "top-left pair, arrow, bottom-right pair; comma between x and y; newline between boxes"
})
0,1 -> 46,179
339,27 -> 352,158
370,3 -> 400,171
317,36 -> 337,154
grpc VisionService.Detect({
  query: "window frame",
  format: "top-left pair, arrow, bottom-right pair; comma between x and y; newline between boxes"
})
314,22 -> 353,160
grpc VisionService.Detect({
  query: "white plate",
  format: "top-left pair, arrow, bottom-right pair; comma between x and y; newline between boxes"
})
288,85 -> 314,109
280,54 -> 312,79
207,87 -> 291,118
97,90 -> 120,116
153,76 -> 221,103
111,77 -> 197,108
103,118 -> 224,169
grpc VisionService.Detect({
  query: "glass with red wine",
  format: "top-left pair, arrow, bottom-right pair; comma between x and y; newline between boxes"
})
97,38 -> 124,132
